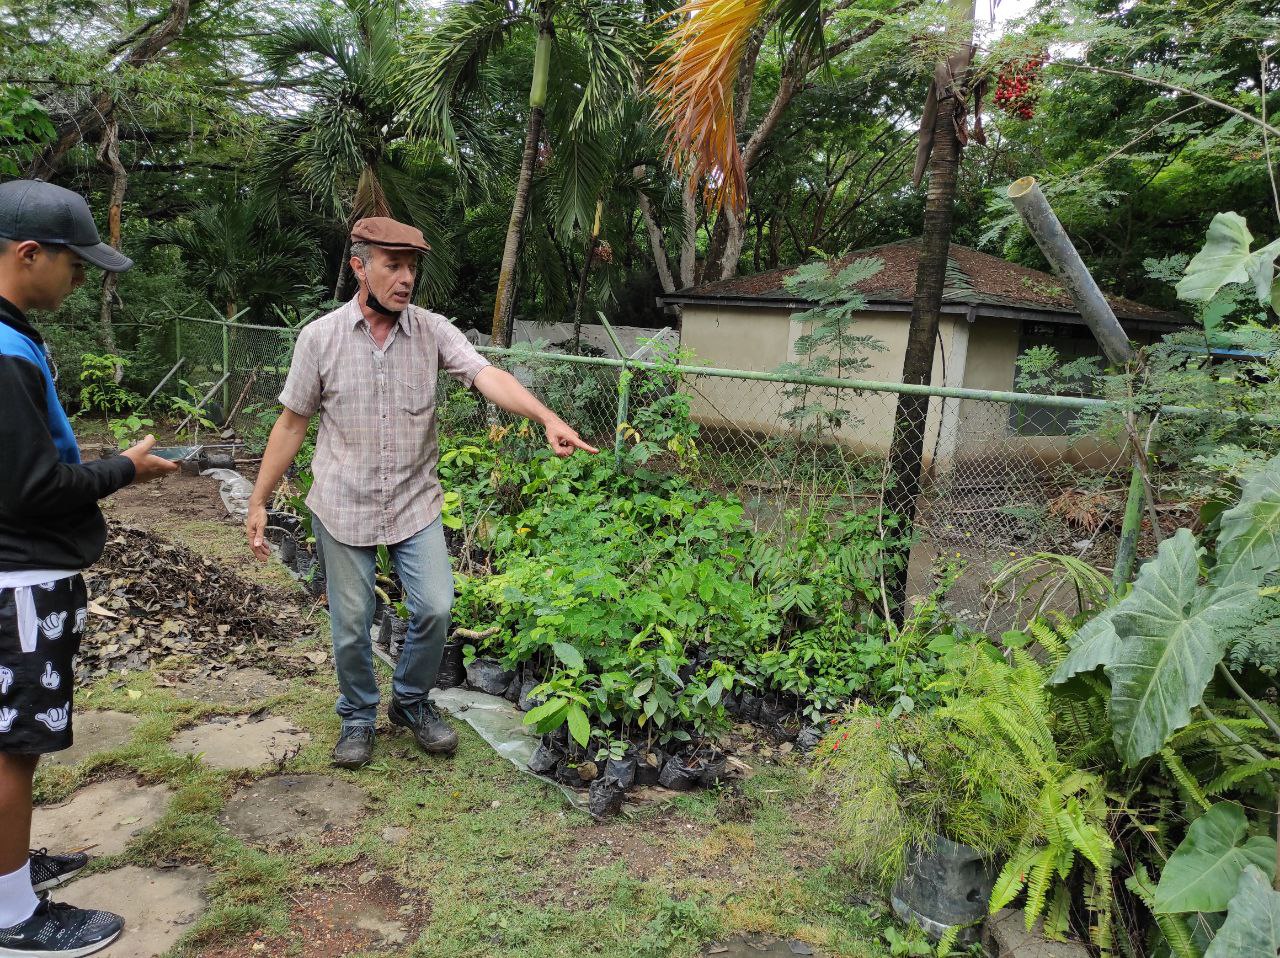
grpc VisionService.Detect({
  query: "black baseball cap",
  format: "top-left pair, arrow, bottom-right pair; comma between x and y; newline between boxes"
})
0,179 -> 133,272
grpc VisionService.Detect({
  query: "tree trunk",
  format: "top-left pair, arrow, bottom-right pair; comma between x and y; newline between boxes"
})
678,178 -> 697,289
882,74 -> 965,624
572,200 -> 603,353
334,235 -> 353,301
95,118 -> 126,381
635,167 -> 676,295
27,0 -> 192,179
491,9 -> 552,348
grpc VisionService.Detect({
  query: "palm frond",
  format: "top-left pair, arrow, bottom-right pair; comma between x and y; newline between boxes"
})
557,0 -> 648,133
397,0 -> 525,153
380,158 -> 459,304
648,0 -> 770,213
546,123 -> 614,240
260,18 -> 356,79
648,0 -> 828,212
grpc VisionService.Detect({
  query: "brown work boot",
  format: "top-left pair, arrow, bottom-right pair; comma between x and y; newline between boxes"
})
388,698 -> 458,755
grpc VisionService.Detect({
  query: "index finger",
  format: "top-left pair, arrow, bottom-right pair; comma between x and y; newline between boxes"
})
570,436 -> 599,454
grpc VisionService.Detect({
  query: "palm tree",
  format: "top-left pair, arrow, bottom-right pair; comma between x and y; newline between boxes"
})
255,0 -> 459,302
399,0 -> 648,346
149,193 -> 319,319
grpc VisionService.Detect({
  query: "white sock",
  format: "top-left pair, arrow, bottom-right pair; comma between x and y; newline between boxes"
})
0,862 -> 38,928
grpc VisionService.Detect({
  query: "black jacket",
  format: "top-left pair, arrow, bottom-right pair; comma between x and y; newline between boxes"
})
0,296 -> 135,571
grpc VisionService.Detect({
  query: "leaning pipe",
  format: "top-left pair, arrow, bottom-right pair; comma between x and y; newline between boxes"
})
1007,176 -> 1133,366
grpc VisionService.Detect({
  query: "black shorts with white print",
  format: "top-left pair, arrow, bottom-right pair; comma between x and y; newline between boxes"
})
0,575 -> 87,754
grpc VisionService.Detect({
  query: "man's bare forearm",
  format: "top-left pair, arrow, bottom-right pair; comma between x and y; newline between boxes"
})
249,410 -> 311,508
473,366 -> 562,426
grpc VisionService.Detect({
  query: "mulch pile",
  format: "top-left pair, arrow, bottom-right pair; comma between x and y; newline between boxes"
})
78,525 -> 325,681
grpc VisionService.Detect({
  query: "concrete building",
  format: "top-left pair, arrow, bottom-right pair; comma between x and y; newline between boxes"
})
658,239 -> 1181,469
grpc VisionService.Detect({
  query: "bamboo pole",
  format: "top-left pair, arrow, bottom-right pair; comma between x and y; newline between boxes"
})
174,372 -> 230,435
138,357 -> 185,410
1007,176 -> 1133,365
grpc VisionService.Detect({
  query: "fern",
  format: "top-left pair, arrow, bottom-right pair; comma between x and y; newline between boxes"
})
1160,747 -> 1213,812
1086,870 -> 1115,956
1044,883 -> 1072,941
1225,589 -> 1280,675
1025,848 -> 1057,929
1126,867 -> 1199,958
1205,758 -> 1280,796
933,924 -> 960,957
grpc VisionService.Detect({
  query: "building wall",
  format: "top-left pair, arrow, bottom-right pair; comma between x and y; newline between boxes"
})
678,303 -> 1127,472
678,304 -> 962,463
957,316 -> 1124,467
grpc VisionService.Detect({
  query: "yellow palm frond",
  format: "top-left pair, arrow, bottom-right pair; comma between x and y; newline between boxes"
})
648,0 -> 771,214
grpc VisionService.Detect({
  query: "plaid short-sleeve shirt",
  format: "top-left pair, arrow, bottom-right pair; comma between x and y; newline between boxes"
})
279,297 -> 490,547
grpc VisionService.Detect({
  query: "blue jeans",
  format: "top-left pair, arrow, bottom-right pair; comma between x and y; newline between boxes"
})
313,516 -> 453,728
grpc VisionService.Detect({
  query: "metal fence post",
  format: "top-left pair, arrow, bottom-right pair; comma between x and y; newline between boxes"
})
595,313 -> 633,471
614,370 -> 631,470
1112,460 -> 1145,589
221,320 -> 231,413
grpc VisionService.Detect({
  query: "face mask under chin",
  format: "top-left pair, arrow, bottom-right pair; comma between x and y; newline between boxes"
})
363,285 -> 400,317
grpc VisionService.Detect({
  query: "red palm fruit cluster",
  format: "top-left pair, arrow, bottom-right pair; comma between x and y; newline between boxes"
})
594,240 -> 614,264
994,55 -> 1045,120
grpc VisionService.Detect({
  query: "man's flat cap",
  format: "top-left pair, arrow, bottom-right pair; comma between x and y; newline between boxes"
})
351,217 -> 430,253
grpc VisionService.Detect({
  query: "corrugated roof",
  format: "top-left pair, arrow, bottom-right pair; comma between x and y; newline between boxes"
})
663,239 -> 1178,324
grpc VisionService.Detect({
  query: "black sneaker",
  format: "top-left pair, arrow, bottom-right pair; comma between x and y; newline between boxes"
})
0,896 -> 123,957
331,724 -> 375,769
388,698 -> 458,755
28,850 -> 88,893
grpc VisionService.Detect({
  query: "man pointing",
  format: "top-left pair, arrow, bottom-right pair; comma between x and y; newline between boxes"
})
246,217 -> 596,769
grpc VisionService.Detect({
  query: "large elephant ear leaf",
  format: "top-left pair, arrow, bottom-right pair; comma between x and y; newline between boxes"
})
1176,211 -> 1280,308
1203,866 -> 1280,958
1105,530 -> 1258,765
1154,803 -> 1277,914
1214,454 -> 1280,587
1050,605 -> 1122,685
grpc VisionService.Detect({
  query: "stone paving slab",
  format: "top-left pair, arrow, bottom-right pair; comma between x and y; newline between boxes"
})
68,865 -> 210,958
170,714 -> 310,769
220,774 -> 368,845
44,710 -> 140,767
32,780 -> 172,856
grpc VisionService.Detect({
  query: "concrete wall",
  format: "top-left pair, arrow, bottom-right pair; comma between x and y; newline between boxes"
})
958,315 -> 1124,467
677,304 -> 964,463
475,320 -> 678,359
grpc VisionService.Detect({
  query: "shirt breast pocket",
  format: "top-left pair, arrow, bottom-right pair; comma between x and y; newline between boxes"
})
396,374 -> 433,415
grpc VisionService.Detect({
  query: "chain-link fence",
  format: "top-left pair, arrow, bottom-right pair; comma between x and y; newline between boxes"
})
170,315 -> 1196,624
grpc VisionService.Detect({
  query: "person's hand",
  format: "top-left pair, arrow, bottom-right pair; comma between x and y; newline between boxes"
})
545,419 -> 598,457
246,502 -> 270,562
122,435 -> 179,484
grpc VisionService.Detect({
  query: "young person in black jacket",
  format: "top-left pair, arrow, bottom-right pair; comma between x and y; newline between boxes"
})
0,180 -> 177,957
